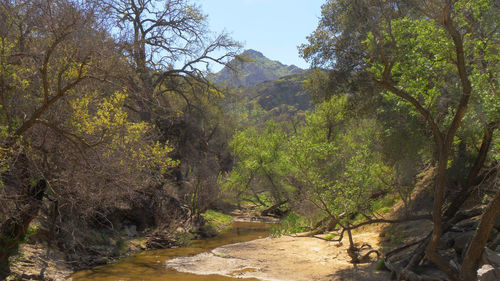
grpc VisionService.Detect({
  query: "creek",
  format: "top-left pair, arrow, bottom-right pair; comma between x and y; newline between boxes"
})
69,221 -> 272,281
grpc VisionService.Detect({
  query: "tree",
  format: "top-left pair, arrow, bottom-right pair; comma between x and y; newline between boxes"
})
225,120 -> 292,209
1,1 -> 107,273
104,0 -> 240,120
225,95 -> 399,248
0,0 -> 176,276
301,0 -> 499,279
287,95 -> 396,255
102,0 -> 242,219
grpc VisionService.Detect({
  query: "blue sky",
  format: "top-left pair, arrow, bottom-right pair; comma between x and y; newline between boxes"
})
194,0 -> 325,71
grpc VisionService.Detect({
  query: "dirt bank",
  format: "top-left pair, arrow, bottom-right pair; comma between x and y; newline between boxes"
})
165,231 -> 391,281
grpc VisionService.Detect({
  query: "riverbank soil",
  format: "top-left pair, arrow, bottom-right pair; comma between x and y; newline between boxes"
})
166,231 -> 391,281
6,243 -> 72,281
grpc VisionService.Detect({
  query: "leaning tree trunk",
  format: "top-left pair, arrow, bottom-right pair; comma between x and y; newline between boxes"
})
0,179 -> 46,279
460,189 -> 500,281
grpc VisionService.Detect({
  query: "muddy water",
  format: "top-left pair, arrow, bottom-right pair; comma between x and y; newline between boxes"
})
69,222 -> 272,281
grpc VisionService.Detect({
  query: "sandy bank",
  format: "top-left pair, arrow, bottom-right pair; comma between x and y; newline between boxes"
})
165,232 -> 390,281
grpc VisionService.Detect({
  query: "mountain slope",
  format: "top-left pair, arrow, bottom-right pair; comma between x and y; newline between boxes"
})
236,70 -> 313,112
211,49 -> 303,87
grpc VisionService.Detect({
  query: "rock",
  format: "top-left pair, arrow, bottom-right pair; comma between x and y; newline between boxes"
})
495,215 -> 500,230
438,248 -> 459,269
97,257 -> 110,264
455,216 -> 481,231
477,264 -> 500,281
126,225 -> 137,237
490,233 -> 500,251
439,231 -> 460,250
484,248 -> 500,267
453,231 -> 475,254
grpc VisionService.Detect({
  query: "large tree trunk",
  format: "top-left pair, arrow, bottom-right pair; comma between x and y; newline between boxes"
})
461,189 -> 500,281
426,148 -> 461,280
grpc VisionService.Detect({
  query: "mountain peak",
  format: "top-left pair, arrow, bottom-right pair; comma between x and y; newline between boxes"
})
241,49 -> 265,59
210,50 -> 304,87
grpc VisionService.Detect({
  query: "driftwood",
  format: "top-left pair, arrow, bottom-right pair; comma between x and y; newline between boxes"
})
347,243 -> 382,263
261,200 -> 288,217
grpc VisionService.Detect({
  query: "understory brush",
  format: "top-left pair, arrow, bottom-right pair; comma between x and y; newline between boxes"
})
270,212 -> 309,236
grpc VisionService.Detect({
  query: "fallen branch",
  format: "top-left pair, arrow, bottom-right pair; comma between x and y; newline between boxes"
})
261,200 -> 288,217
343,214 -> 432,231
384,235 -> 430,259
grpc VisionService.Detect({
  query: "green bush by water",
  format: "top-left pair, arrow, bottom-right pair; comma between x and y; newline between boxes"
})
198,210 -> 233,237
270,212 -> 309,237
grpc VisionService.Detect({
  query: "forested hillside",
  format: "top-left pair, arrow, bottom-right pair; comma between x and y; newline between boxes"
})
1,0 -> 499,281
231,70 -> 313,111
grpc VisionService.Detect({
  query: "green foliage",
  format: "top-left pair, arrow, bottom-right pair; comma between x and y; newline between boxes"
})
287,95 -> 395,223
174,232 -> 194,247
361,0 -> 499,166
324,233 -> 338,241
365,17 -> 455,117
21,222 -> 40,243
113,238 -> 128,256
234,71 -> 313,112
71,91 -> 178,174
371,194 -> 399,215
225,92 -> 398,233
375,258 -> 388,271
270,212 -> 309,237
224,119 -> 293,206
201,210 -> 233,231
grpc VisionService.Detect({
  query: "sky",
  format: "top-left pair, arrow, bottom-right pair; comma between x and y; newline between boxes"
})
194,0 -> 325,71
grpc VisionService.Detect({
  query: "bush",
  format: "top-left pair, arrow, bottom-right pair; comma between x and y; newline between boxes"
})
201,210 -> 233,232
270,212 -> 309,237
375,258 -> 388,271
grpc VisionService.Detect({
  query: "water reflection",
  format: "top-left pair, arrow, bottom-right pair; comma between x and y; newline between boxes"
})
69,222 -> 271,281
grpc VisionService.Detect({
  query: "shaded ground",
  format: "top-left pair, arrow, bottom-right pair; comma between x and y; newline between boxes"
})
165,231 -> 391,281
7,243 -> 72,281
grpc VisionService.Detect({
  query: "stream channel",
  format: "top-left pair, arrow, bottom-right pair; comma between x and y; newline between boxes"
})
69,221 -> 273,281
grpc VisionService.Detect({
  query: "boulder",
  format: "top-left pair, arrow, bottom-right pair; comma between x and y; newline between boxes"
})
439,231 -> 460,250
490,233 -> 500,250
455,216 -> 481,231
484,248 -> 500,267
438,248 -> 459,270
477,264 -> 500,281
495,215 -> 500,230
453,231 -> 475,254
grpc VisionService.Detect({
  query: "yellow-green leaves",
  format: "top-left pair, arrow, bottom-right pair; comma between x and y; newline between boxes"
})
71,91 -> 177,174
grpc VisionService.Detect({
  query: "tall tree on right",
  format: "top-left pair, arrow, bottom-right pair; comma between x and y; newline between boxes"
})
301,1 -> 499,280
